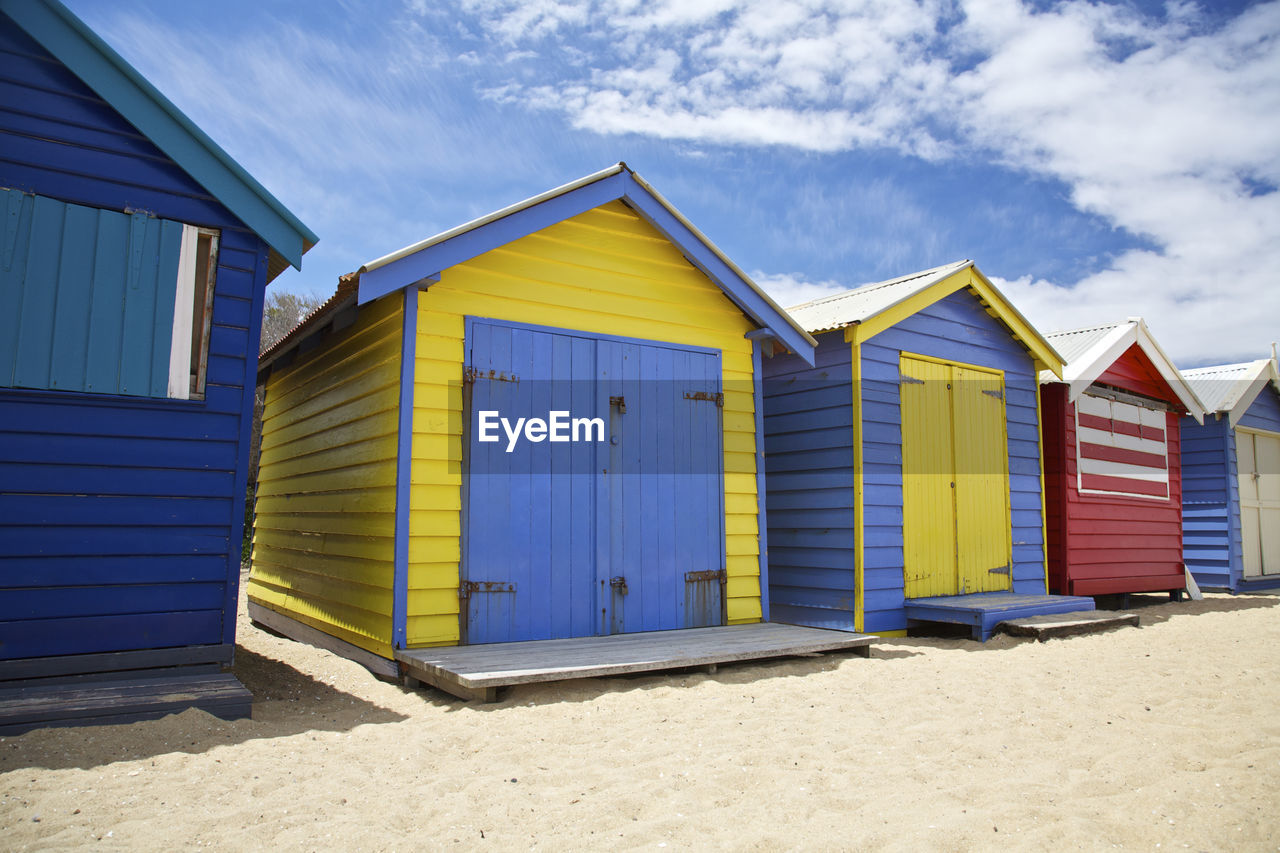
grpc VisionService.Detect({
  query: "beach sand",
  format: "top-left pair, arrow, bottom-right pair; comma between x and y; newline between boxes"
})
3,589 -> 1278,851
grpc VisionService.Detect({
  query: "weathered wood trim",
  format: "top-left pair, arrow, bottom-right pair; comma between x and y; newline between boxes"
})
0,644 -> 233,682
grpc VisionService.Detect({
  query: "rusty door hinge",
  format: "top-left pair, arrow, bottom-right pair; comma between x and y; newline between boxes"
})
459,580 -> 516,599
610,576 -> 629,595
685,569 -> 727,584
463,366 -> 519,384
683,390 -> 723,407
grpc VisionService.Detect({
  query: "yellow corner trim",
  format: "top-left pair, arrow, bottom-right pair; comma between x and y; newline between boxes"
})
966,271 -> 1064,379
872,629 -> 908,638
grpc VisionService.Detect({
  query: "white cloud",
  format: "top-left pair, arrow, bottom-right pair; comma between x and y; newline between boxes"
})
752,271 -> 851,309
458,0 -> 1280,363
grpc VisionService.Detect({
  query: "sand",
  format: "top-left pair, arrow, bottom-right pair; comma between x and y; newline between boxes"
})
2,589 -> 1278,851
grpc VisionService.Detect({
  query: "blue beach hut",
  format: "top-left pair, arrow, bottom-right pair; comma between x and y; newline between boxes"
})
762,260 -> 1094,640
1180,358 -> 1280,591
0,0 -> 316,729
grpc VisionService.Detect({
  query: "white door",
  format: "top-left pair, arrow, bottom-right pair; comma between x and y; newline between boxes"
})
1238,428 -> 1280,577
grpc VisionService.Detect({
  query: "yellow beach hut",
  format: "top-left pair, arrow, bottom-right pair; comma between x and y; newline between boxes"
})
248,164 -> 841,698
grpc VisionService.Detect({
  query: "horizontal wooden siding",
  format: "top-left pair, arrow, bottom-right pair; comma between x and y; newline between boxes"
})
248,296 -> 403,657
0,16 -> 266,659
761,334 -> 856,630
861,288 -> 1044,632
408,200 -> 758,647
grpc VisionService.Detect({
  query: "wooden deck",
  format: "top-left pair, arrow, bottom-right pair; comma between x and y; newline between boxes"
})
396,623 -> 875,702
0,672 -> 252,735
904,592 -> 1096,641
999,610 -> 1139,640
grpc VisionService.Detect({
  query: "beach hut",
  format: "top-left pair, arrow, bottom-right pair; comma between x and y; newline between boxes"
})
762,260 -> 1096,641
1180,358 -> 1280,592
0,0 -> 316,729
1037,320 -> 1205,598
248,164 -> 864,700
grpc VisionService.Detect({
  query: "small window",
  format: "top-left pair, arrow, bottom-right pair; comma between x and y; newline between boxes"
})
1076,391 -> 1170,499
168,227 -> 219,400
0,187 -> 221,401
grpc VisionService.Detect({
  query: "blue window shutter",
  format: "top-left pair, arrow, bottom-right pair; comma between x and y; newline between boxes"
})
0,188 -> 182,397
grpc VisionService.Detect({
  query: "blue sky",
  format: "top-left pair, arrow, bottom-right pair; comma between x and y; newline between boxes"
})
68,0 -> 1279,365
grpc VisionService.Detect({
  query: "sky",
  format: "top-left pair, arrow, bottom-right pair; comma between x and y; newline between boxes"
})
66,0 -> 1279,366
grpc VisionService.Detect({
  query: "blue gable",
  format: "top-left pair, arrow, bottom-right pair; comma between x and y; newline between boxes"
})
356,164 -> 817,366
0,0 -> 315,277
1239,382 -> 1280,434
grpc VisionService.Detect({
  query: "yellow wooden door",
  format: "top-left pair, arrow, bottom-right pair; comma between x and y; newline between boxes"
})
901,356 -> 957,598
900,354 -> 1012,598
952,364 -> 1013,593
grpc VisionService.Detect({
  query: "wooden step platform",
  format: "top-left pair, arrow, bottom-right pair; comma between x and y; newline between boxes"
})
396,623 -> 875,702
904,592 -> 1096,641
999,610 -> 1139,640
0,672 -> 252,735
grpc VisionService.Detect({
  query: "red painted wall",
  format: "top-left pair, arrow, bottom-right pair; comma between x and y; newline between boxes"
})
1043,345 -> 1187,596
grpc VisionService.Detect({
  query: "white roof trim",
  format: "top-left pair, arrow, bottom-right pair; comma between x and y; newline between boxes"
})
1226,359 -> 1280,427
360,164 -> 626,273
1046,318 -> 1206,423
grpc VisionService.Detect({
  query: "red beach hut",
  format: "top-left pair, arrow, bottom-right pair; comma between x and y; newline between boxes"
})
1039,319 -> 1205,597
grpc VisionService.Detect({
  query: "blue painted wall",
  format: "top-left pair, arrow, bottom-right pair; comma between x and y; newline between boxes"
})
1181,415 -> 1235,590
860,290 -> 1045,631
1183,384 -> 1280,592
763,288 -> 1045,633
762,334 -> 856,630
0,14 -> 269,660
1239,384 -> 1280,433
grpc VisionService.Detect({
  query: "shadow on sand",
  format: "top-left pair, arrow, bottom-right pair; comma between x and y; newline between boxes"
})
0,647 -> 407,772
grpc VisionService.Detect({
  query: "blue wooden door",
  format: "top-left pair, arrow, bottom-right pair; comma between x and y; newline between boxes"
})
463,320 -> 724,644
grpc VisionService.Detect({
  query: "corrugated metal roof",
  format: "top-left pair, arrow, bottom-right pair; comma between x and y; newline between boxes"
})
258,274 -> 358,370
1181,360 -> 1269,413
1043,322 -> 1127,366
786,260 -> 972,333
1035,318 -> 1206,420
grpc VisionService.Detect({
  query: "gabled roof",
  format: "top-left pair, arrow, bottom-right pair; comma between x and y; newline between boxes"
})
355,163 -> 818,365
1181,358 -> 1280,427
1039,318 -> 1206,422
2,0 -> 317,281
786,259 -> 1065,377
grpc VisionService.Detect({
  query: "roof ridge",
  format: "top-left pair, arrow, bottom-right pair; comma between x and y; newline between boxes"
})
1043,320 -> 1130,338
786,259 -> 969,312
1181,360 -> 1257,375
